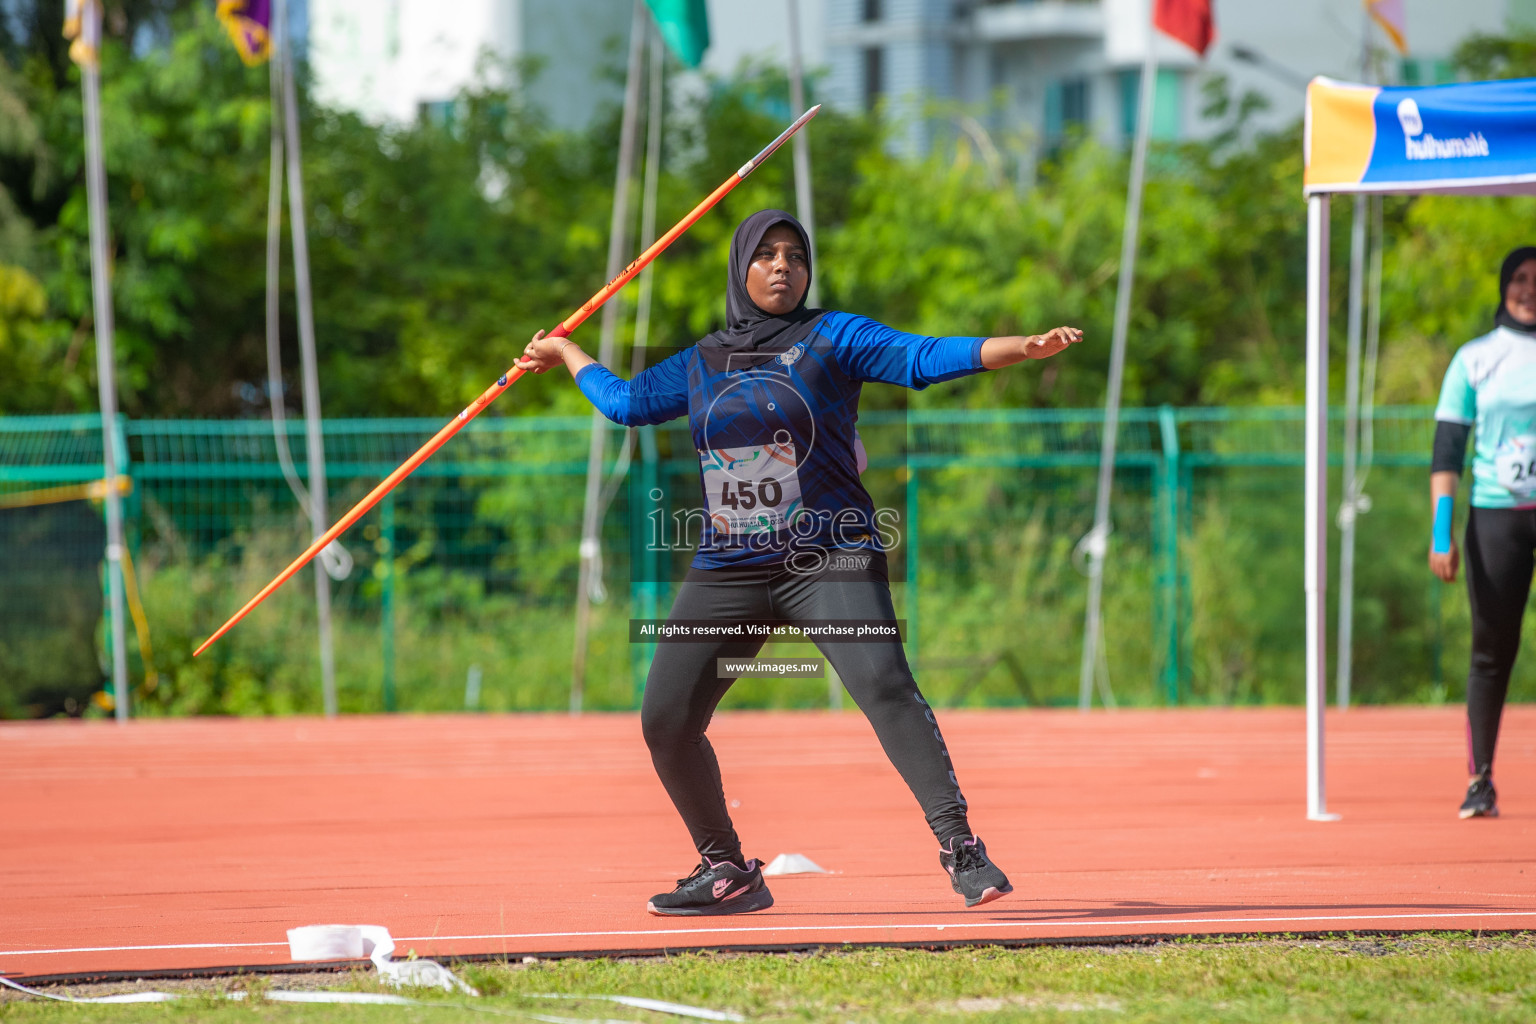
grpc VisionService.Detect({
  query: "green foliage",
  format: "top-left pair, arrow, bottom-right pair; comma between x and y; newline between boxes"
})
10,20 -> 1536,717
1,15 -> 1532,421
0,263 -> 82,410
1453,28 -> 1536,81
125,523 -> 638,716
829,82 -> 1311,411
1373,194 -> 1536,403
14,449 -> 1510,720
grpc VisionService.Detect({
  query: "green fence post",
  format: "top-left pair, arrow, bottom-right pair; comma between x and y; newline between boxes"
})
102,413 -> 131,707
380,492 -> 396,712
905,466 -> 919,666
1179,459 -> 1193,698
122,417 -> 141,562
99,545 -> 113,694
1157,405 -> 1181,704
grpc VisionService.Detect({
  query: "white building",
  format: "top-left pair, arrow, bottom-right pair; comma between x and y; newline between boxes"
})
308,0 -> 632,128
307,0 -> 833,130
823,0 -> 1515,157
305,0 -> 1519,151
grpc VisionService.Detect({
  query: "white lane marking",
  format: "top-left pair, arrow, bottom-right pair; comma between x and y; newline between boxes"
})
3,909 -> 1535,958
0,941 -> 281,956
399,909 -> 1536,942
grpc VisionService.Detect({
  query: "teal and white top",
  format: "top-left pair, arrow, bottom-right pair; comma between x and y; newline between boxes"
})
1435,325 -> 1536,508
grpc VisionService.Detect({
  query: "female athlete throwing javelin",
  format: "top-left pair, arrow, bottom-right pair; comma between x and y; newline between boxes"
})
516,210 -> 1082,915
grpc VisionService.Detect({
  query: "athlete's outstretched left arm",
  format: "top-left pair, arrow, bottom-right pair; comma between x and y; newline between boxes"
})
831,314 -> 1083,390
979,327 -> 1083,368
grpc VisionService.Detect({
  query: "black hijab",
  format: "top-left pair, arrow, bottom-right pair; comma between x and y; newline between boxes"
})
1494,246 -> 1536,334
696,209 -> 825,371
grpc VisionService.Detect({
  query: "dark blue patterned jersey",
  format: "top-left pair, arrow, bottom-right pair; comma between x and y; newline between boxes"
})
575,310 -> 986,569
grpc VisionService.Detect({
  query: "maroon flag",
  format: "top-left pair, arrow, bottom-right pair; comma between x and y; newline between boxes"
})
1154,0 -> 1214,57
216,0 -> 273,66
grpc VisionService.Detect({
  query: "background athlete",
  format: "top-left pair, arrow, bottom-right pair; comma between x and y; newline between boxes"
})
1430,245 -> 1536,820
516,209 -> 1082,914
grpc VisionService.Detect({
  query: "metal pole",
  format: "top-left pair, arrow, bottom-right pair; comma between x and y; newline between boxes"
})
265,37 -> 316,520
633,18 -> 664,378
1305,193 -> 1339,822
628,18 -> 665,704
1361,196 -> 1383,484
786,0 -> 820,308
1336,16 -> 1375,711
1079,24 -> 1157,711
277,0 -> 337,717
80,1 -> 130,721
572,0 -> 647,714
1336,193 -> 1366,710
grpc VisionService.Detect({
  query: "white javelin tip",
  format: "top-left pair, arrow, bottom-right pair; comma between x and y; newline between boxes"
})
741,105 -> 824,177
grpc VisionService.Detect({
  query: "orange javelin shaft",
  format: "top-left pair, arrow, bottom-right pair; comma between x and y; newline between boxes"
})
195,105 -> 823,658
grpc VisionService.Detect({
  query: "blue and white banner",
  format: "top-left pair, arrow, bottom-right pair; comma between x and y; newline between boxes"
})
1305,76 -> 1536,196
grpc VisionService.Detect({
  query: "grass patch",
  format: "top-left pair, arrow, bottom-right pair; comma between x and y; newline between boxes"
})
3,934 -> 1534,1023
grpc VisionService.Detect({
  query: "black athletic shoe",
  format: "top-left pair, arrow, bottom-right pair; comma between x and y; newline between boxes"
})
646,856 -> 774,917
939,835 -> 1013,908
1459,774 -> 1499,819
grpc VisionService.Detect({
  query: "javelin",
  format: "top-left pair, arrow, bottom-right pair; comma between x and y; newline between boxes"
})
195,104 -> 823,657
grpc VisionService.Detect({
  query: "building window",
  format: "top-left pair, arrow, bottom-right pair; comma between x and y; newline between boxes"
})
863,0 -> 882,22
863,46 -> 884,111
1044,76 -> 1089,144
1119,69 -> 1183,140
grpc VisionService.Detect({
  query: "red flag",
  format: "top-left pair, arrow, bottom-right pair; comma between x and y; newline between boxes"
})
1154,0 -> 1214,56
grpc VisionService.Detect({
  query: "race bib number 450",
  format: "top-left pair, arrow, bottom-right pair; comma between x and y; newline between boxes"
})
1496,435 -> 1536,498
700,441 -> 803,535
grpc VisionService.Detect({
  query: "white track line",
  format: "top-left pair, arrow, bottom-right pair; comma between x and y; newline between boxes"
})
3,910 -> 1535,959
0,941 -> 280,957
404,910 -> 1536,943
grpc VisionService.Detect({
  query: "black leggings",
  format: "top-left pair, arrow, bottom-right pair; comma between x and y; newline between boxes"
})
640,563 -> 971,863
1464,506 -> 1536,775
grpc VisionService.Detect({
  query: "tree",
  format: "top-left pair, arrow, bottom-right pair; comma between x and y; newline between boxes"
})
6,13 -> 1534,420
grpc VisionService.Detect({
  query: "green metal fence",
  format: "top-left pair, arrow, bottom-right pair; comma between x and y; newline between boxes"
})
1,406 -> 1502,718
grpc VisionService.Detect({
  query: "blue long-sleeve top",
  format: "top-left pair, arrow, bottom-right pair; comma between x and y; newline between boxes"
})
574,310 -> 988,568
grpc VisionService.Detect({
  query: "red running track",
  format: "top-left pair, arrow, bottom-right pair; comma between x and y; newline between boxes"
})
2,707 -> 1533,979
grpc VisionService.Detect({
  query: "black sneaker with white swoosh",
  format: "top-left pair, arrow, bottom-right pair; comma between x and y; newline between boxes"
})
1459,772 -> 1499,819
940,835 -> 1013,908
646,856 -> 774,916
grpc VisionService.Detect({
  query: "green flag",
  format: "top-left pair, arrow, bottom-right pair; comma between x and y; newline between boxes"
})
645,0 -> 710,69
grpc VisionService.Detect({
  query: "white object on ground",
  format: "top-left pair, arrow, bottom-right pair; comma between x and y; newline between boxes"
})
0,977 -> 176,1003
761,853 -> 830,876
1,971 -> 739,1018
534,993 -> 745,1021
286,924 -> 477,995
0,975 -> 413,1005
3,932 -> 738,1019
256,991 -> 417,1005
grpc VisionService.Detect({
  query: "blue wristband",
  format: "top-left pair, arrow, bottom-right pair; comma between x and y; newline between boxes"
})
1432,495 -> 1454,554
